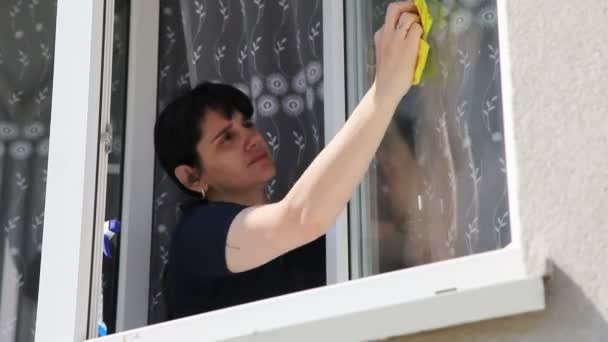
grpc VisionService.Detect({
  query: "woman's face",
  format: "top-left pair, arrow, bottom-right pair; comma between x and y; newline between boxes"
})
197,110 -> 276,196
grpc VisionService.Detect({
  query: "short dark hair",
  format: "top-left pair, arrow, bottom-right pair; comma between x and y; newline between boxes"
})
154,82 -> 254,198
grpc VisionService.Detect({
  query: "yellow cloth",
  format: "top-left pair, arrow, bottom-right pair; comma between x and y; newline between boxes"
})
413,0 -> 433,85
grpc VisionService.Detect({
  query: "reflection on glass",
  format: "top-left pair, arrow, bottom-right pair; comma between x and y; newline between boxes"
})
348,0 -> 510,276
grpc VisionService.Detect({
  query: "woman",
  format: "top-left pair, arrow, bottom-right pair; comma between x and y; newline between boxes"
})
154,1 -> 423,319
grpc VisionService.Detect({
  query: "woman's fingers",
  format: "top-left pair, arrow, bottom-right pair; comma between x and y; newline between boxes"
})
373,25 -> 384,65
402,23 -> 423,67
374,25 -> 384,46
396,12 -> 421,39
373,3 -> 424,100
404,22 -> 424,56
384,1 -> 417,30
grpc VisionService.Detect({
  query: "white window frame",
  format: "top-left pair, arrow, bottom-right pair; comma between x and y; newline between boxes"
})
115,0 -> 350,333
35,0 -> 105,341
35,0 -> 545,341
114,0 -> 159,332
89,248 -> 544,342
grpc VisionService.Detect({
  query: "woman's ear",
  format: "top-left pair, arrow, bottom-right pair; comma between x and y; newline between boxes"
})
174,165 -> 205,193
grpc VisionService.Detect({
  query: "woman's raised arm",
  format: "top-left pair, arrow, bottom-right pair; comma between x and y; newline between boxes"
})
225,1 -> 424,273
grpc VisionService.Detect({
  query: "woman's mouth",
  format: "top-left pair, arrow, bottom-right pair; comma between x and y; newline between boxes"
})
249,152 -> 269,166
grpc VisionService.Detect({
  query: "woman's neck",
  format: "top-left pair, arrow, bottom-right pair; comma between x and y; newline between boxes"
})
207,187 -> 268,207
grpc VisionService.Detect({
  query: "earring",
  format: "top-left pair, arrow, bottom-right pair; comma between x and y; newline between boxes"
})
200,187 -> 206,200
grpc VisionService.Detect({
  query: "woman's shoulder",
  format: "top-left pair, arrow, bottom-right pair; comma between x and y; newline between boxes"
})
183,201 -> 247,219
176,201 -> 248,234
170,201 -> 250,276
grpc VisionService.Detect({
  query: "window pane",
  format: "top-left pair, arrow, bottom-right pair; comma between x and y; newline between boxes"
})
99,0 -> 130,336
0,1 -> 57,341
346,0 -> 510,276
149,0 -> 325,323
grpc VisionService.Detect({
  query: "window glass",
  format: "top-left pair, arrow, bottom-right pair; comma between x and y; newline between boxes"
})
98,0 -> 131,336
346,0 -> 510,276
0,1 -> 57,341
150,0 -> 325,323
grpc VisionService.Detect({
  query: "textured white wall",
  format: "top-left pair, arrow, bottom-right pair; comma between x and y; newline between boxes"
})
392,1 -> 608,341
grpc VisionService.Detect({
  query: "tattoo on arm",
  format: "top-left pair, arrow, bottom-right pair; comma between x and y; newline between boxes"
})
226,243 -> 241,250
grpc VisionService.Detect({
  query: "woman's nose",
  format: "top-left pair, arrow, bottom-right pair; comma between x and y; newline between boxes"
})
244,130 -> 260,151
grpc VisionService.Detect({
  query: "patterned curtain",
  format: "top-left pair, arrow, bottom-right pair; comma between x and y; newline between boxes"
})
0,1 -> 57,341
150,0 -> 325,323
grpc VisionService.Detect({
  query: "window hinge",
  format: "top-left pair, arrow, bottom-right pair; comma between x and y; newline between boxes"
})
101,122 -> 113,154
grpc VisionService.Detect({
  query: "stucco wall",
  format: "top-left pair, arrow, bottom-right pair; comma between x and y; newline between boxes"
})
391,1 -> 608,341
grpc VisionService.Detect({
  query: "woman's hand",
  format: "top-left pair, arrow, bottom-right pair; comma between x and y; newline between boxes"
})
374,1 -> 423,101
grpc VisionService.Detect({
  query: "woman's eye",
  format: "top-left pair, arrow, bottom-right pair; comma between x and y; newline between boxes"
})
221,132 -> 232,144
243,120 -> 254,128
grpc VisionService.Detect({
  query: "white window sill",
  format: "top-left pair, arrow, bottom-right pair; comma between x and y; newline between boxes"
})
89,247 -> 545,342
